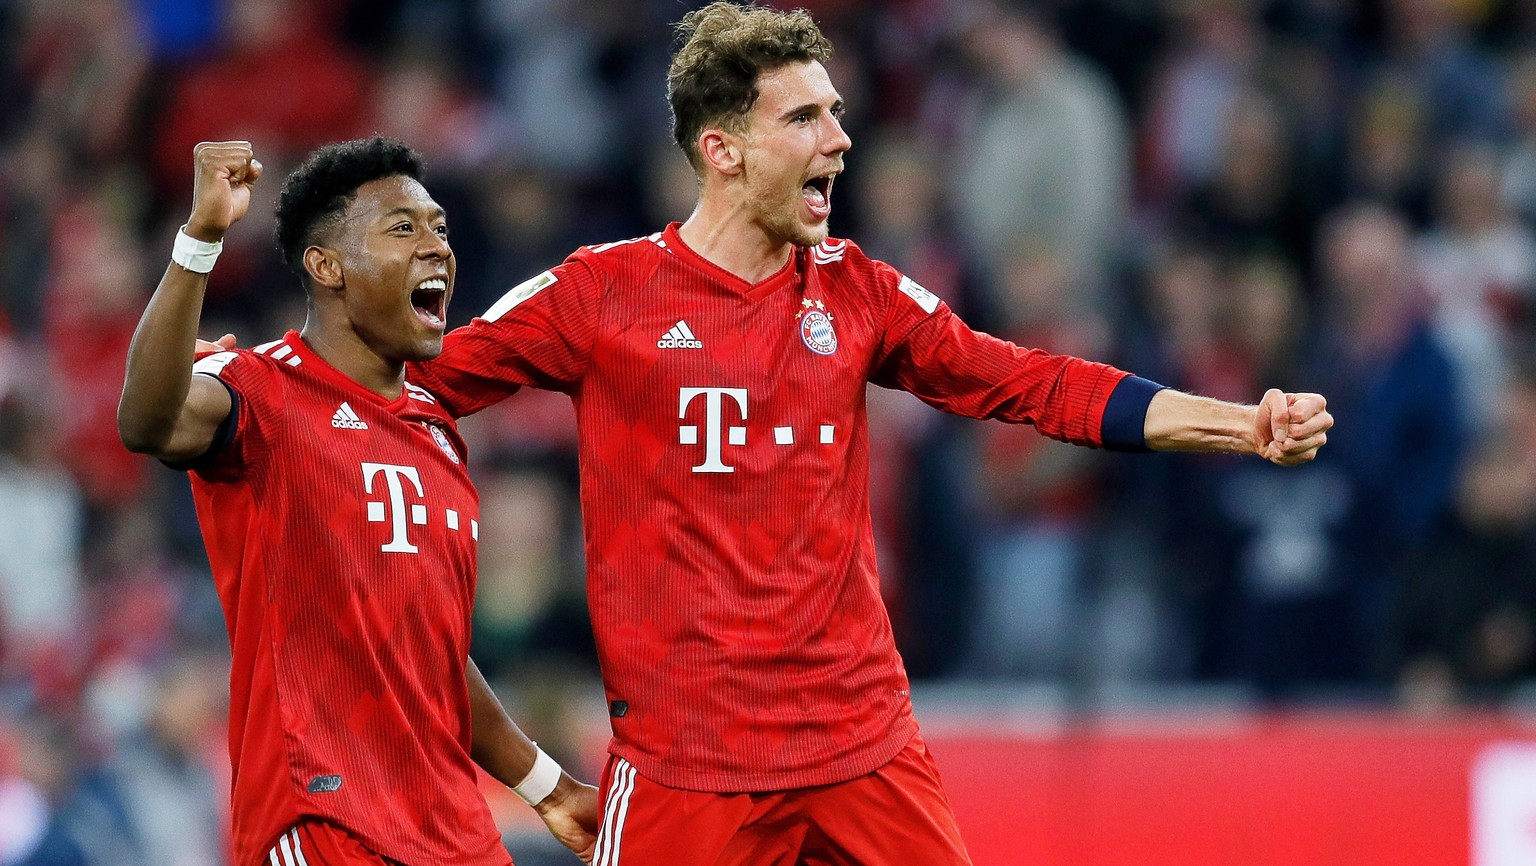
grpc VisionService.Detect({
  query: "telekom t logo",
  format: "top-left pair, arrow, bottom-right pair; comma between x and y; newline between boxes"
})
362,462 -> 427,553
679,387 -> 747,473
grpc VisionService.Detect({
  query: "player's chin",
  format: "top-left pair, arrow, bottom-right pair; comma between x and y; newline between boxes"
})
399,332 -> 445,362
790,220 -> 830,248
414,336 -> 446,361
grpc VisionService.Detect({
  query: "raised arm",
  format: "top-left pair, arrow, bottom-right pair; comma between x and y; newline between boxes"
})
467,657 -> 599,863
117,141 -> 261,461
1144,388 -> 1332,466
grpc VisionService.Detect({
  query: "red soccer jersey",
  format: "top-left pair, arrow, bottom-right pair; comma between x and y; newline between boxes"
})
187,332 -> 509,866
411,225 -> 1160,792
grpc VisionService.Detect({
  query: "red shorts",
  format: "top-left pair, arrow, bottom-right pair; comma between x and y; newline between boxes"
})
258,822 -> 404,866
592,732 -> 972,866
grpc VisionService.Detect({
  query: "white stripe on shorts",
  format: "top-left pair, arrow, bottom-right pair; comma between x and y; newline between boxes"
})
269,827 -> 309,866
595,759 -> 638,866
290,830 -> 310,866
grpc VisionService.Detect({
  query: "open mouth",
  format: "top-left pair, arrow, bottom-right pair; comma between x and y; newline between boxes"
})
802,173 -> 835,220
411,277 -> 448,329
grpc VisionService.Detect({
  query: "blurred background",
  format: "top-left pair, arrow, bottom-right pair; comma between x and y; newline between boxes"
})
0,0 -> 1534,863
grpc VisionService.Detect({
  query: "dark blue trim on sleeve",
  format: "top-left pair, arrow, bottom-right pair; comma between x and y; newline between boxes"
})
1100,375 -> 1166,452
161,375 -> 240,471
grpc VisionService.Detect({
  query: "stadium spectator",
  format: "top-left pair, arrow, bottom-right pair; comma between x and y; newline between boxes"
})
952,0 -> 1129,296
1397,364 -> 1536,704
1239,205 -> 1461,693
1417,141 -> 1536,432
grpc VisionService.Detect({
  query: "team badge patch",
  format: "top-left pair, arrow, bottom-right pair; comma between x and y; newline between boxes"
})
427,423 -> 461,464
797,298 -> 837,355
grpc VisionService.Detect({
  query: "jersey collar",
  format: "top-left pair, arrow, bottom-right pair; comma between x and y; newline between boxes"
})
279,331 -> 418,412
662,223 -> 803,301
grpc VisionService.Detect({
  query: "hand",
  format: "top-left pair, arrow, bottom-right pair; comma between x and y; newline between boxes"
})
194,334 -> 237,357
186,141 -> 262,242
1254,388 -> 1332,466
533,774 -> 600,863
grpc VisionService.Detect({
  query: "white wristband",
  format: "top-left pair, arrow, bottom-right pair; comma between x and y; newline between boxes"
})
512,747 -> 562,806
171,225 -> 223,273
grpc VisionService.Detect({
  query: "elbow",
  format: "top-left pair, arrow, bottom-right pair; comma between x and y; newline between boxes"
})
116,406 -> 170,456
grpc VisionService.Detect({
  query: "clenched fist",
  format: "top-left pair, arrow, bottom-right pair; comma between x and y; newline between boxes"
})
186,140 -> 262,242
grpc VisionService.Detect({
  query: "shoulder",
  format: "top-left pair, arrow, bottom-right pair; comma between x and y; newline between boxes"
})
573,231 -> 671,274
478,235 -> 670,322
400,380 -> 455,419
811,237 -> 913,299
811,237 -> 893,283
813,238 -> 949,326
192,338 -> 293,383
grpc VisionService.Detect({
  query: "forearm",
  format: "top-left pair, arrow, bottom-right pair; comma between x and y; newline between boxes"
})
1142,389 -> 1260,455
117,258 -> 214,453
466,657 -> 583,811
467,656 -> 542,786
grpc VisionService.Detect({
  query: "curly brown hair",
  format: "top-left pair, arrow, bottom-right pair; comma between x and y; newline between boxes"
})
667,2 -> 833,171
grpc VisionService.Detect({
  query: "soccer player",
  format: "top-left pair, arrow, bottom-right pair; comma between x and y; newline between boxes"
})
397,4 -> 1334,864
117,139 -> 599,866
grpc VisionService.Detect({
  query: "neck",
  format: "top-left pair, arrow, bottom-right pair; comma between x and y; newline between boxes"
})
300,314 -> 406,399
677,194 -> 794,284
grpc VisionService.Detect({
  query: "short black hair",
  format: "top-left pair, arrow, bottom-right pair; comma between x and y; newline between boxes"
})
273,136 -> 426,281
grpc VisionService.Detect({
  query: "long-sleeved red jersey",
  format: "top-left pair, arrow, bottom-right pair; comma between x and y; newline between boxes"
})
412,224 -> 1159,792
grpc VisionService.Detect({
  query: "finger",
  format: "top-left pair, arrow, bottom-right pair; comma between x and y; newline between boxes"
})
216,333 -> 237,349
1289,411 -> 1334,440
229,156 -> 262,185
194,142 -> 257,176
1287,431 -> 1328,453
1269,434 -> 1326,465
1279,448 -> 1319,466
1266,447 -> 1312,466
1263,388 -> 1289,443
1286,392 -> 1326,418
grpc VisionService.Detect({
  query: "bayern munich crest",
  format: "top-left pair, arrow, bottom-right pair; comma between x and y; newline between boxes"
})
427,423 -> 460,464
797,298 -> 838,355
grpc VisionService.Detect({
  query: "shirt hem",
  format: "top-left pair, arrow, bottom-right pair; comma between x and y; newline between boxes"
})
608,716 -> 921,793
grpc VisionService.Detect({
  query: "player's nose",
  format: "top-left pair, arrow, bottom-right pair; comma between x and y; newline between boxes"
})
824,113 -> 851,155
419,229 -> 451,260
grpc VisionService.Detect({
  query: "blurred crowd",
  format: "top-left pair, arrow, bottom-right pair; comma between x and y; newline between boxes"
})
2,0 -> 1536,861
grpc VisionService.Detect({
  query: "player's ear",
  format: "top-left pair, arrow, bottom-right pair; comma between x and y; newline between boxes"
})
303,246 -> 345,292
699,128 -> 744,177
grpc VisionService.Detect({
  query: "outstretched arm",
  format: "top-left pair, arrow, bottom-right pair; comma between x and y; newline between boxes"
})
1144,388 -> 1332,466
467,657 -> 599,863
117,141 -> 261,461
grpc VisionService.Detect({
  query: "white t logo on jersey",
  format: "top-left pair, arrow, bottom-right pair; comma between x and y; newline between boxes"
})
362,462 -> 428,553
679,387 -> 748,473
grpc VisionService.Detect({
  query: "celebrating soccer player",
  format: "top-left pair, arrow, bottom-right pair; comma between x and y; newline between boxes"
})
117,139 -> 599,866
394,3 -> 1334,864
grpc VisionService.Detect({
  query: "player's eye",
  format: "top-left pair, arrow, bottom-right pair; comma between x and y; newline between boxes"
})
434,224 -> 449,238
392,221 -> 413,233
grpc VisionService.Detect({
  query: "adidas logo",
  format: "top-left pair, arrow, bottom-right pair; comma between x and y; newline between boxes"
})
657,320 -> 702,349
331,402 -> 368,430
